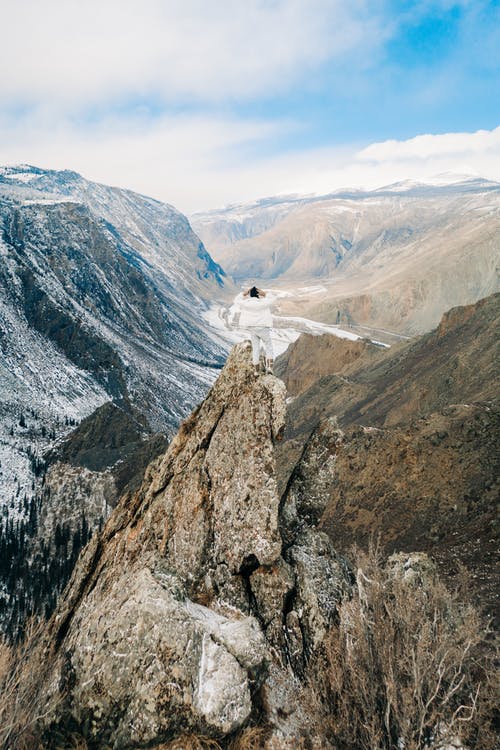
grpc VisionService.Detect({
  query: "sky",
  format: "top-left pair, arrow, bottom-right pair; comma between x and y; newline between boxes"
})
1,0 -> 499,212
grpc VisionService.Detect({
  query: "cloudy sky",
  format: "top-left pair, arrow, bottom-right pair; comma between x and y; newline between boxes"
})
1,0 -> 499,212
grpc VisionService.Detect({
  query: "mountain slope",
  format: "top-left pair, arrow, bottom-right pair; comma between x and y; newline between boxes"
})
193,176 -> 500,334
276,293 -> 499,617
0,165 -> 230,635
0,165 -> 229,432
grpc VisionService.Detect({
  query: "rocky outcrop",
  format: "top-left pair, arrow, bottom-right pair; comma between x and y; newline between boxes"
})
25,343 -> 350,749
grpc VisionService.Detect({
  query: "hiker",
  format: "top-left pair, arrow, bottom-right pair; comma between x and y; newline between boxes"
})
233,286 -> 276,375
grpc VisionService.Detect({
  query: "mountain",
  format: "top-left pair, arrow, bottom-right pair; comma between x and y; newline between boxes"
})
192,175 -> 500,334
275,292 -> 499,619
0,165 -> 230,635
0,165 -> 229,430
2,343 -> 493,749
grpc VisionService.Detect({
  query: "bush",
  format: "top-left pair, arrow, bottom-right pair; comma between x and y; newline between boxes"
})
313,545 -> 498,750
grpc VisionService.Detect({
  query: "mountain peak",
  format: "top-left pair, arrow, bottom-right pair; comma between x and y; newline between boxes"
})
374,172 -> 499,193
16,342 -> 352,746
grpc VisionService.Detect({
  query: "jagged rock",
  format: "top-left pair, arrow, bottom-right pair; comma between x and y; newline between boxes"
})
250,558 -> 295,647
139,345 -> 286,586
280,416 -> 343,544
64,567 -> 263,744
20,342 -> 350,748
285,529 -> 352,653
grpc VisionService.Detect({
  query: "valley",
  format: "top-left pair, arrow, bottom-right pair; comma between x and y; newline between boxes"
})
0,165 -> 497,749
193,175 -> 500,335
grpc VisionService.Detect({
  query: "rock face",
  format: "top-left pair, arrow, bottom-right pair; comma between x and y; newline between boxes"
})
26,343 -> 350,748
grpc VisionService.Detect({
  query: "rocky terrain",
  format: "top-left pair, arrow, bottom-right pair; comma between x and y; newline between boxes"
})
0,165 -> 230,636
10,343 -> 354,748
1,164 -> 497,746
275,292 -> 499,620
3,339 -> 495,749
193,176 -> 500,334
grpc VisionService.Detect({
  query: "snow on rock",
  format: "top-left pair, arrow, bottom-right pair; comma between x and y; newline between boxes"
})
203,298 -> 389,359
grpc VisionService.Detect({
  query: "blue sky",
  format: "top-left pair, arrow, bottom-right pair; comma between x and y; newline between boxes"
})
1,0 -> 499,211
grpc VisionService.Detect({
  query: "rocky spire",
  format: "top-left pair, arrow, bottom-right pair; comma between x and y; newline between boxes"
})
26,342 -> 351,748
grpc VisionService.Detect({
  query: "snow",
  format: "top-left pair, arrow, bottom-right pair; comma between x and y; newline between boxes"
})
0,170 -> 38,183
319,204 -> 359,214
22,198 -> 78,206
265,285 -> 328,298
273,315 -> 363,343
202,303 -> 390,357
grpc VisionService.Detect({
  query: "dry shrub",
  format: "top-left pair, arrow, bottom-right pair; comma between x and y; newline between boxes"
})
158,735 -> 222,749
156,726 -> 272,750
0,636 -> 11,681
0,616 -> 48,750
227,726 -> 273,749
313,545 -> 498,750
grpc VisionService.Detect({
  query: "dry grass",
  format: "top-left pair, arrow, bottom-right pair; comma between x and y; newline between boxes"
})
227,726 -> 273,749
158,736 -> 222,750
157,726 -> 272,750
0,616 -> 49,750
311,544 -> 498,750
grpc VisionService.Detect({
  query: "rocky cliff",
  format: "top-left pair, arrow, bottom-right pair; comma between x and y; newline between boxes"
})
22,343 -> 351,749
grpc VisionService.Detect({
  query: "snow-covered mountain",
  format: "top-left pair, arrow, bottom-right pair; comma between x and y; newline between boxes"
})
1,165 -> 229,430
0,165 -> 231,634
192,175 -> 500,334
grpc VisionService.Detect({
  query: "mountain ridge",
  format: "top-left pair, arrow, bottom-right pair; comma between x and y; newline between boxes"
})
275,292 -> 499,619
193,174 -> 500,336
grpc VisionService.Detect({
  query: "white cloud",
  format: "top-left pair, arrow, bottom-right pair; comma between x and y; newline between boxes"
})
1,111 -> 499,212
356,127 -> 500,162
0,0 -> 385,106
0,108 -> 293,210
275,128 -> 500,198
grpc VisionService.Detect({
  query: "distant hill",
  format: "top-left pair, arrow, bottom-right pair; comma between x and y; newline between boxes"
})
193,176 -> 500,334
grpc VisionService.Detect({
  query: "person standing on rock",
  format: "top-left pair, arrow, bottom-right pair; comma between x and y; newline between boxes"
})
233,286 -> 276,375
